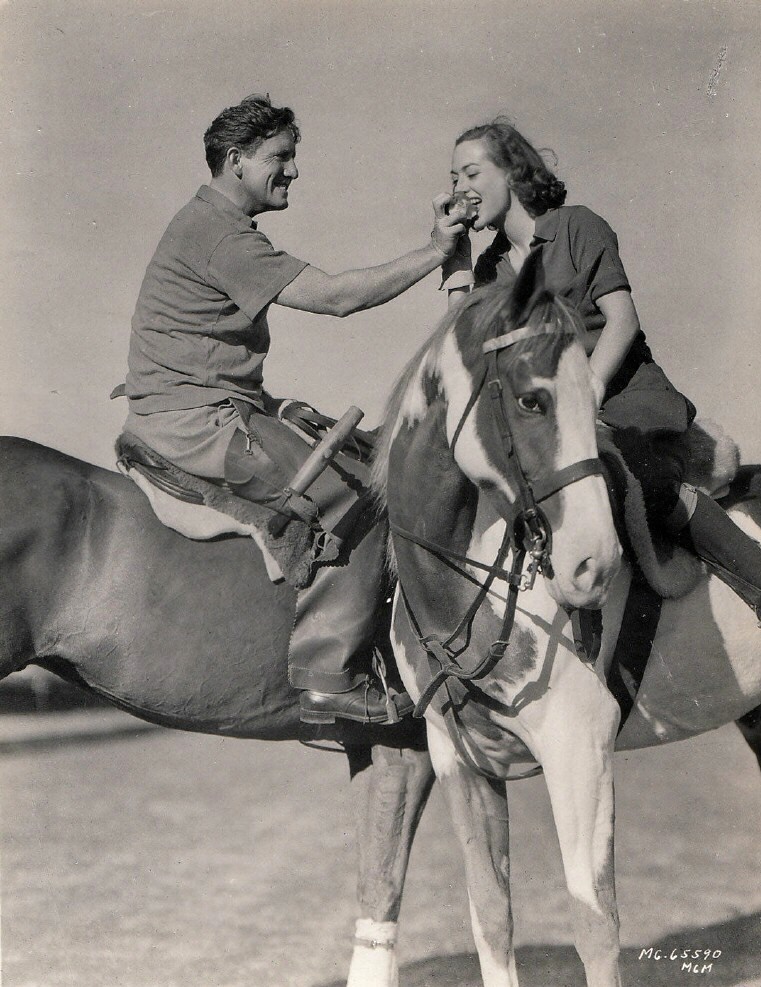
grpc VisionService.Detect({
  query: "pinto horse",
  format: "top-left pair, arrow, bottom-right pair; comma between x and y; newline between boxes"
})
371,278 -> 761,987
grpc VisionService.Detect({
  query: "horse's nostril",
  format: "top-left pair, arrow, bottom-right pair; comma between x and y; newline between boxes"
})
574,557 -> 602,592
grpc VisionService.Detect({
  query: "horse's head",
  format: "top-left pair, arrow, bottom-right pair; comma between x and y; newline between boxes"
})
440,262 -> 620,608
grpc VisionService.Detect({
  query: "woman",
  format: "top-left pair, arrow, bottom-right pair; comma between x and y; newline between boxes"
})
442,116 -> 761,619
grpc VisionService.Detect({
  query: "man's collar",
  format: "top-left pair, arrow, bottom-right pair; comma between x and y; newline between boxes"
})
532,208 -> 561,243
196,185 -> 258,229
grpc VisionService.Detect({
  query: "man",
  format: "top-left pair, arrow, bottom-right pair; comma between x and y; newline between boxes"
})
124,93 -> 465,725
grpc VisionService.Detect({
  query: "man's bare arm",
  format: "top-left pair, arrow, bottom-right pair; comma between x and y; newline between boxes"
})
276,195 -> 463,317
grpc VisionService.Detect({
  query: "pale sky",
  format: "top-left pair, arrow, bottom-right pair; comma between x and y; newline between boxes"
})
2,0 -> 760,468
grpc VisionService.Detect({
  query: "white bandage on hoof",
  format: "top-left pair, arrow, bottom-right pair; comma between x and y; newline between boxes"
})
347,919 -> 399,987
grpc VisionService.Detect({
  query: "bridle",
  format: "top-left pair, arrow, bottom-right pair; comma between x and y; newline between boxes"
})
390,318 -> 604,780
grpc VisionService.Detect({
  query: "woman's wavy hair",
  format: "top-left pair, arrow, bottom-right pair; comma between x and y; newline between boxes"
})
203,93 -> 300,177
455,116 -> 566,216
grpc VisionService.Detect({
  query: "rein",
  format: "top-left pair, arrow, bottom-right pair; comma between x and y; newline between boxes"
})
392,319 -> 603,782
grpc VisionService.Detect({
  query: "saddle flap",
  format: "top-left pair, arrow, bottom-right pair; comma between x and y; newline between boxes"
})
224,427 -> 287,491
599,431 -> 703,600
116,432 -> 319,589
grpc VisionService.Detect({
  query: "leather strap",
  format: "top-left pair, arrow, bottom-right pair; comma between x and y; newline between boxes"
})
531,458 -> 604,504
482,322 -> 569,353
606,575 -> 662,734
389,523 -> 526,586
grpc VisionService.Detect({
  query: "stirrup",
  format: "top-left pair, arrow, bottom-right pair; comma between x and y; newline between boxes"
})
372,648 -> 402,724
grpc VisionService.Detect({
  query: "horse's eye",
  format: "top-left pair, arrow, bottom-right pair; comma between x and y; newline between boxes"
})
516,393 -> 542,414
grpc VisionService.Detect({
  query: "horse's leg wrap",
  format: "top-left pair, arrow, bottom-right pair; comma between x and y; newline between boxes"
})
347,744 -> 434,987
347,918 -> 399,987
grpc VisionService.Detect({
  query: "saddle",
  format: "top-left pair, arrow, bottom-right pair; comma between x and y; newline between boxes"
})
117,432 -> 320,588
116,405 -> 378,590
578,418 -> 744,731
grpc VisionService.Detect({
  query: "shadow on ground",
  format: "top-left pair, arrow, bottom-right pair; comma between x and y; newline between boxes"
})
0,667 -> 108,713
0,721 -> 158,755
320,912 -> 761,987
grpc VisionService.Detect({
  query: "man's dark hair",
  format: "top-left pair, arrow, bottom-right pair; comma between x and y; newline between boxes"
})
203,94 -> 300,177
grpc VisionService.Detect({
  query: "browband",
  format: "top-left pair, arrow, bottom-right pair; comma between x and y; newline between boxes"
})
483,323 -> 573,353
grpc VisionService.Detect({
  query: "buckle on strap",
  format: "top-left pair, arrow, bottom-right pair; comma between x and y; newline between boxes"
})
353,936 -> 396,951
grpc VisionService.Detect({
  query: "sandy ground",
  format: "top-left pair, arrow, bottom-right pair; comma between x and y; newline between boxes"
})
1,717 -> 760,987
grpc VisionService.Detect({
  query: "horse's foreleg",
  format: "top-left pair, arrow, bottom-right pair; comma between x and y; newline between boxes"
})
427,722 -> 518,987
535,682 -> 621,987
346,743 -> 435,987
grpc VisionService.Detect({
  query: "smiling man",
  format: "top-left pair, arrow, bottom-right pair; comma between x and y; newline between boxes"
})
123,93 -> 464,725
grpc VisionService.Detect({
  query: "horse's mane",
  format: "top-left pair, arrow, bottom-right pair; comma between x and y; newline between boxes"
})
370,299 -> 466,511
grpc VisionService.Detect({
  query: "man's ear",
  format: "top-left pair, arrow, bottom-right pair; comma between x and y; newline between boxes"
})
227,147 -> 243,177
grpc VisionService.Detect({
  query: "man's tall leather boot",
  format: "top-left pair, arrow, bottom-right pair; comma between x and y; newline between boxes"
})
289,511 -> 413,724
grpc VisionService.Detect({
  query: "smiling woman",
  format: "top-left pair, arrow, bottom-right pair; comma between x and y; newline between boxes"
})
443,115 -> 761,623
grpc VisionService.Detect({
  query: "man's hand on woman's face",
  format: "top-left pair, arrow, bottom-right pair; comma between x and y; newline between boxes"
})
430,193 -> 466,257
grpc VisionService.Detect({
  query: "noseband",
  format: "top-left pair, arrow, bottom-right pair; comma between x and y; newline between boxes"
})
390,319 -> 604,781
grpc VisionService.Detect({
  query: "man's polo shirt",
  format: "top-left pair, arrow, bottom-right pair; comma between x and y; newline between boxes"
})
474,204 -> 651,379
126,185 -> 308,413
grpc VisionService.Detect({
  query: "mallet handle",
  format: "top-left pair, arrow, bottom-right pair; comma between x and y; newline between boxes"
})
287,405 -> 364,496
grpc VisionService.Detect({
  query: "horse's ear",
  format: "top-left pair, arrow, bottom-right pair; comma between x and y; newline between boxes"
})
509,247 -> 547,326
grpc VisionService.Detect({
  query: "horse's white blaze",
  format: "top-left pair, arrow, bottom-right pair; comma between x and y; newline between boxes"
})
553,346 -> 598,468
545,346 -> 621,607
439,332 -> 518,500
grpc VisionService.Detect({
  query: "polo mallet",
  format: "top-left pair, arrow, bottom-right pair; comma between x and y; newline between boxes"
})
267,405 -> 364,536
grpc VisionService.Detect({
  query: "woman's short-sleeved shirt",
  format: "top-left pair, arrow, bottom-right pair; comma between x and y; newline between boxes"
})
474,205 -> 652,376
126,185 -> 308,414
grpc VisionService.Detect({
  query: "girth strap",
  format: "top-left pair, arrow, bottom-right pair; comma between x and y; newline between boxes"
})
607,576 -> 663,734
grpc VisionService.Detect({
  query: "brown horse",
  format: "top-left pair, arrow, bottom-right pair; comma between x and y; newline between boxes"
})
0,434 -> 438,987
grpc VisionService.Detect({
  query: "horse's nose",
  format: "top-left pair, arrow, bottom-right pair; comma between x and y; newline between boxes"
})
572,541 -> 622,602
573,556 -> 605,595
